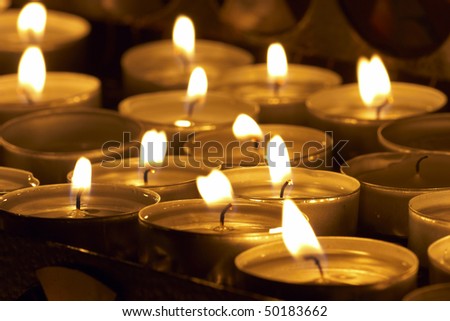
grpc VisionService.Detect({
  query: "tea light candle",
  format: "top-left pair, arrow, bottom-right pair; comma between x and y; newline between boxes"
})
121,15 -> 253,95
0,5 -> 90,74
0,166 -> 39,194
379,113 -> 450,155
235,237 -> 418,300
403,283 -> 450,301
223,166 -> 360,236
341,153 -> 450,238
215,43 -> 341,125
409,190 -> 450,266
0,108 -> 143,184
428,235 -> 450,284
138,199 -> 282,285
0,183 -> 160,260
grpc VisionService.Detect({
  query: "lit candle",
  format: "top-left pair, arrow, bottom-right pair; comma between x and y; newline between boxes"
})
121,15 -> 253,95
215,42 -> 341,125
119,67 -> 259,154
0,2 -> 90,73
306,54 -> 446,160
341,152 -> 450,238
0,157 -> 160,259
0,166 -> 39,194
0,46 -> 100,124
428,235 -> 450,284
67,129 -> 213,201
409,190 -> 450,266
184,113 -> 332,169
379,113 -> 450,155
138,169 -> 282,285
235,201 -> 418,300
0,108 -> 143,184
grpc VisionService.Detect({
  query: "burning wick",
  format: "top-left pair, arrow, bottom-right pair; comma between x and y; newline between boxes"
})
143,168 -> 157,184
75,189 -> 83,210
175,53 -> 191,76
218,203 -> 233,231
280,179 -> 293,198
415,155 -> 429,175
375,97 -> 392,120
186,98 -> 200,118
17,87 -> 34,105
303,255 -> 324,280
273,80 -> 282,97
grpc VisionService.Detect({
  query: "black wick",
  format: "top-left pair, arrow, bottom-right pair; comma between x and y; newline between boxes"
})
251,138 -> 260,149
375,98 -> 391,120
415,155 -> 429,175
280,179 -> 293,198
304,255 -> 324,279
220,203 -> 233,229
76,189 -> 83,210
143,168 -> 156,184
186,98 -> 201,118
17,87 -> 34,105
273,80 -> 282,97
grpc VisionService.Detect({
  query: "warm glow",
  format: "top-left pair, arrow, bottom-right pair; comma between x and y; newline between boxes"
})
187,67 -> 208,101
357,54 -> 391,108
196,169 -> 233,204
17,2 -> 47,43
174,119 -> 193,128
140,130 -> 167,165
282,200 -> 323,258
232,114 -> 263,140
0,0 -> 11,11
71,157 -> 92,191
267,42 -> 288,85
18,46 -> 46,102
172,15 -> 195,60
267,135 -> 292,185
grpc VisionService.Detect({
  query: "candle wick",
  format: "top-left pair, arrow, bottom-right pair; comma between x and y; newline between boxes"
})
176,52 -> 191,76
273,80 -> 282,97
143,168 -> 156,184
76,189 -> 83,210
280,179 -> 293,198
375,98 -> 391,120
220,203 -> 233,229
304,255 -> 324,280
186,98 -> 199,118
415,155 -> 428,175
17,87 -> 34,105
251,138 -> 260,149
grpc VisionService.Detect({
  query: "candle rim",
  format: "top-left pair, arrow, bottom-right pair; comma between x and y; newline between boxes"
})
428,235 -> 450,274
403,283 -> 450,301
409,190 -> 450,223
0,166 -> 39,194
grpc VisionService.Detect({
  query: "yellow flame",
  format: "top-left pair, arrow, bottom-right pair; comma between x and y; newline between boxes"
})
267,135 -> 292,185
267,42 -> 288,85
173,15 -> 195,61
18,46 -> 46,102
282,200 -> 322,258
196,169 -> 233,204
357,54 -> 391,108
140,130 -> 167,165
232,114 -> 263,140
17,2 -> 47,43
71,157 -> 92,191
174,119 -> 192,128
187,66 -> 208,101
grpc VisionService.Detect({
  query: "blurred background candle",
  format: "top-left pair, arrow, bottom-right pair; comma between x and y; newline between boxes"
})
0,2 -> 90,74
0,166 -> 39,194
0,157 -> 160,259
0,108 -> 143,184
409,190 -> 450,266
121,14 -> 253,95
0,46 -> 100,125
341,152 -> 450,238
403,283 -> 450,301
235,201 -> 418,300
215,42 -> 341,125
306,54 -> 447,160
119,67 -> 259,154
428,235 -> 450,284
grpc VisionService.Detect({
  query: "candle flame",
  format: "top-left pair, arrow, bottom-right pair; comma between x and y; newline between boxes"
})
357,54 -> 391,108
232,114 -> 263,140
173,15 -> 195,61
267,42 -> 288,86
282,200 -> 323,258
140,130 -> 167,166
267,135 -> 292,185
187,66 -> 208,100
17,2 -> 47,43
18,46 -> 46,102
196,169 -> 233,204
71,157 -> 92,191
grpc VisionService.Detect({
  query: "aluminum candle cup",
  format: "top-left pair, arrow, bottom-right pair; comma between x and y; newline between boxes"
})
223,167 -> 360,236
235,237 -> 418,300
121,40 -> 254,95
409,191 -> 450,266
184,124 -> 332,169
379,113 -> 450,155
0,9 -> 90,74
428,235 -> 450,284
0,166 -> 39,194
0,184 -> 160,260
119,91 -> 259,154
0,72 -> 101,124
341,153 -> 450,238
0,108 -> 144,184
138,199 -> 282,285
67,156 -> 212,202
306,83 -> 446,160
403,283 -> 450,301
216,64 -> 341,125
